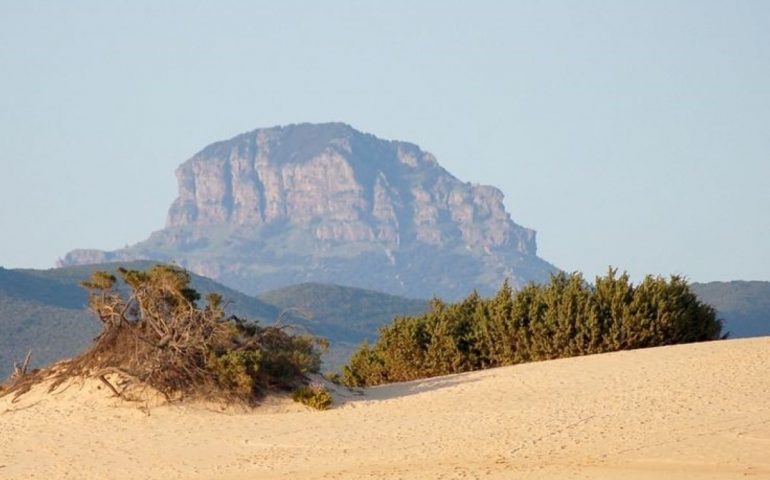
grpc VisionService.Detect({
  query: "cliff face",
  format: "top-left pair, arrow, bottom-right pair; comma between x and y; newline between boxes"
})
61,123 -> 556,299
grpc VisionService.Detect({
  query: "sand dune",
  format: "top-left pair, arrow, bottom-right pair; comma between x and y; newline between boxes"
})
2,337 -> 769,479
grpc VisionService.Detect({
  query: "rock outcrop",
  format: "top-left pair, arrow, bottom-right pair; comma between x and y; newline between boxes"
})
61,123 -> 557,299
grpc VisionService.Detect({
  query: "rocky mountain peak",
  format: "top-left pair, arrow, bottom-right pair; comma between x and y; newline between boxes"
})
60,123 -> 556,299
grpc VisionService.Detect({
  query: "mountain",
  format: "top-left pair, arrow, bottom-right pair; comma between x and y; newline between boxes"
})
691,281 -> 770,338
59,122 -> 557,299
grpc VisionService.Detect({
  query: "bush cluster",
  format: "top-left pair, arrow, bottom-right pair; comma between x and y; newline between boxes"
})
342,269 -> 722,387
292,384 -> 333,410
206,317 -> 325,396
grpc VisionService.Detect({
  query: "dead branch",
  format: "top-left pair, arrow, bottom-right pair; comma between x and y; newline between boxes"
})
93,367 -> 144,386
98,375 -> 122,398
10,351 -> 32,381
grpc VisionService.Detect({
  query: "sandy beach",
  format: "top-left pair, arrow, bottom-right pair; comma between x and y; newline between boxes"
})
2,337 -> 769,479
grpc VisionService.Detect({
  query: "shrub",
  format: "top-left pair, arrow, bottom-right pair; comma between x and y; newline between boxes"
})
342,269 -> 722,386
207,350 -> 262,397
292,385 -> 333,410
341,342 -> 387,387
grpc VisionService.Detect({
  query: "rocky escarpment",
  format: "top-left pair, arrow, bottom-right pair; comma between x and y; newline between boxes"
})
61,123 -> 557,299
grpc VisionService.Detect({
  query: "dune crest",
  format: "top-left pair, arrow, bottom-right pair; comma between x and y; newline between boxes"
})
3,337 -> 770,479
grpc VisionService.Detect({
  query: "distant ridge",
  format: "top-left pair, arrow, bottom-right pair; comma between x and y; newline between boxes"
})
60,123 -> 557,299
0,267 -> 97,381
691,281 -> 770,338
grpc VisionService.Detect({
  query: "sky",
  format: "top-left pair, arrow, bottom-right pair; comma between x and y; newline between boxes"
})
1,1 -> 768,283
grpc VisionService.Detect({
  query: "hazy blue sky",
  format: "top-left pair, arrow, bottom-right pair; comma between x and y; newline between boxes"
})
1,1 -> 768,283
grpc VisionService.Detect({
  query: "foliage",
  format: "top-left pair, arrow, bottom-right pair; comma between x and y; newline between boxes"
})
206,349 -> 263,397
292,384 -> 333,410
341,342 -> 387,387
2,265 -> 325,402
342,270 -> 723,387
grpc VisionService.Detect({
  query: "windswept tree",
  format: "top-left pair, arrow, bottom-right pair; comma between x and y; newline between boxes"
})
4,265 -> 326,402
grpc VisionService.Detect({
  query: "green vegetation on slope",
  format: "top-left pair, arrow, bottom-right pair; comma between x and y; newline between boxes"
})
258,282 -> 427,341
0,268 -> 100,379
342,270 -> 723,387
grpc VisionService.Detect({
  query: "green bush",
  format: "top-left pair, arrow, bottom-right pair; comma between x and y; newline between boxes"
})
341,342 -> 387,387
292,384 -> 333,410
343,269 -> 722,387
207,350 -> 262,396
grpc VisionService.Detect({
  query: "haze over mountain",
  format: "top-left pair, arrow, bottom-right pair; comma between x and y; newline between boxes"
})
59,123 -> 557,299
